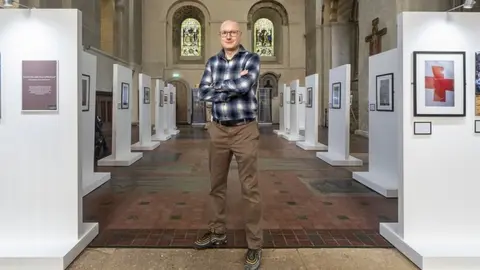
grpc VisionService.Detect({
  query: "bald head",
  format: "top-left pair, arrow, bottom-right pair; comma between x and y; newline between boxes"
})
219,20 -> 242,52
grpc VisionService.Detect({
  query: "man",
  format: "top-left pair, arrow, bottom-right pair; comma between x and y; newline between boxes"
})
194,20 -> 262,270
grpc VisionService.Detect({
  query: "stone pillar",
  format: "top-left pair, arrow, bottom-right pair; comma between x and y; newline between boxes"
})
114,0 -> 128,60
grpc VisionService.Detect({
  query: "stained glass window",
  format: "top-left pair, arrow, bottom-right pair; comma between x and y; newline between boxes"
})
181,18 -> 201,57
254,18 -> 274,57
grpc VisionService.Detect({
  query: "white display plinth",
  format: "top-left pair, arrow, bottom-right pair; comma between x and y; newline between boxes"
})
352,49 -> 399,197
316,64 -> 362,166
80,51 -> 111,196
166,84 -> 179,136
380,12 -> 480,269
281,80 -> 304,141
98,64 -> 143,166
0,9 -> 98,269
297,74 -> 327,151
131,73 -> 160,151
273,85 -> 285,136
152,79 -> 172,141
297,86 -> 306,131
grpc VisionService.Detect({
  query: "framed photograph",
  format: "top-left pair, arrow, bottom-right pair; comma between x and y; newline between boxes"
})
81,74 -> 90,112
413,121 -> 432,135
475,120 -> 480,133
369,103 -> 375,111
375,73 -> 394,111
164,93 -> 168,103
290,90 -> 296,104
413,51 -> 465,117
21,60 -> 59,112
169,92 -> 174,104
475,52 -> 480,116
159,90 -> 164,107
331,82 -> 341,109
279,92 -> 283,107
306,87 -> 313,108
121,82 -> 130,109
143,87 -> 150,104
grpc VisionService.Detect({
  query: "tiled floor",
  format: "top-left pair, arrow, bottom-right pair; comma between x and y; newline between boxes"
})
85,125 -> 398,248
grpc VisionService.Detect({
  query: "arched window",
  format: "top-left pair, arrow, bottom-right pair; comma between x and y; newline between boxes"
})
180,18 -> 202,57
253,18 -> 274,57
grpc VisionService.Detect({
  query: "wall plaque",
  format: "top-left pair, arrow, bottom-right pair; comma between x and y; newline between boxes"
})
22,60 -> 58,111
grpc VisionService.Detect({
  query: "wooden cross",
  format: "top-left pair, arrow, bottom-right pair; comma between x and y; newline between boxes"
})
365,18 -> 387,56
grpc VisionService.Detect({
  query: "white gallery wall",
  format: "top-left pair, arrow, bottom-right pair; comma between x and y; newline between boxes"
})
316,64 -> 362,166
97,64 -> 143,166
273,85 -> 285,135
297,86 -> 306,131
281,80 -> 304,141
380,12 -> 480,270
152,79 -> 171,141
283,85 -> 291,135
166,84 -> 179,136
0,9 -> 98,269
297,73 -> 328,150
131,73 -> 160,151
80,51 -> 111,196
352,49 -> 399,198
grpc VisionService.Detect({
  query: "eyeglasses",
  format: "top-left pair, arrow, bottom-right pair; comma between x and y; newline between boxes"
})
219,31 -> 240,37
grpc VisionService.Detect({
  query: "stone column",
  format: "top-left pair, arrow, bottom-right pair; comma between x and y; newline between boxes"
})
114,0 -> 128,60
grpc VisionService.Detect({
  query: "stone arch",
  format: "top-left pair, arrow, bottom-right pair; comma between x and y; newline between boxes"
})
166,0 -> 211,66
247,0 -> 289,63
166,78 -> 191,124
259,72 -> 281,97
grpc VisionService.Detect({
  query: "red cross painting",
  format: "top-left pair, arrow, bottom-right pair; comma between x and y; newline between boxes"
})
424,61 -> 455,107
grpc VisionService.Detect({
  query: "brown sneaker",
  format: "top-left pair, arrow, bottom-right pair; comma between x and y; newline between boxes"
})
193,230 -> 227,249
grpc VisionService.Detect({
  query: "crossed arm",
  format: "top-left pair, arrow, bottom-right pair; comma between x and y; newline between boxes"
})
198,54 -> 260,102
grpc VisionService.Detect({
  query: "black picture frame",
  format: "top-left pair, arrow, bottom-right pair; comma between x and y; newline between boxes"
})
290,90 -> 296,104
331,82 -> 341,109
159,90 -> 164,107
369,103 -> 375,111
413,121 -> 432,135
375,73 -> 394,112
81,74 -> 90,112
412,51 -> 466,117
475,120 -> 480,133
306,87 -> 313,108
169,92 -> 174,104
143,87 -> 150,104
279,92 -> 283,107
121,82 -> 130,109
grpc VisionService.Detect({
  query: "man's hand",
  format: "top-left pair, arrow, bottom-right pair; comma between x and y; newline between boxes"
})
240,70 -> 248,76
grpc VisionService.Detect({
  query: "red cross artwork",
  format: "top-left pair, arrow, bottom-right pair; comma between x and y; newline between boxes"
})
424,65 -> 454,103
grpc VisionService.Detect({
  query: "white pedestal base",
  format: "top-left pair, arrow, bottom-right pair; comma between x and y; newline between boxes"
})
281,133 -> 304,142
380,223 -> 480,270
0,222 -> 98,270
131,141 -> 160,151
82,172 -> 111,197
316,152 -> 363,166
97,152 -> 143,167
152,132 -> 171,141
168,129 -> 180,135
273,130 -> 285,136
296,141 -> 328,151
352,171 -> 398,198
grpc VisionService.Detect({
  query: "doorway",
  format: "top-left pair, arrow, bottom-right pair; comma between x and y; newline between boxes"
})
168,80 -> 189,124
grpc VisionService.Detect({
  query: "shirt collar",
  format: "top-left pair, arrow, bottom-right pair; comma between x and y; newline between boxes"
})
217,44 -> 247,59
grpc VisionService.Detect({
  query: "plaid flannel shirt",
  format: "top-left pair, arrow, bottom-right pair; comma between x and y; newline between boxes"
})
198,45 -> 260,121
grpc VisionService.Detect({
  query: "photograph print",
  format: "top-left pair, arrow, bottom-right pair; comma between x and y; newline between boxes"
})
475,51 -> 480,116
159,90 -> 164,107
306,87 -> 313,108
280,92 -> 283,107
144,87 -> 151,104
121,82 -> 130,109
290,90 -> 296,104
413,51 -> 465,116
375,73 -> 394,111
81,74 -> 90,112
331,82 -> 341,109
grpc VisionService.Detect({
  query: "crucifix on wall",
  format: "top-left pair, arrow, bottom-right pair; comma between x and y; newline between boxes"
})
364,18 -> 387,56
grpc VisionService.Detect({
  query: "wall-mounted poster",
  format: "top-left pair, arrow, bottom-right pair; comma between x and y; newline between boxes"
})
159,90 -> 164,107
22,60 -> 58,112
331,82 -> 341,109
164,93 -> 168,103
279,92 -> 283,107
375,73 -> 394,112
81,74 -> 90,112
121,82 -> 130,109
290,90 -> 296,104
170,92 -> 173,104
143,87 -> 150,104
306,87 -> 313,108
413,51 -> 465,117
475,52 -> 480,116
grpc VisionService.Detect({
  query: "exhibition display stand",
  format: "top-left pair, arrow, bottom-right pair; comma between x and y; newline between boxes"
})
352,49 -> 399,198
273,85 -> 285,135
380,12 -> 480,269
152,79 -> 171,141
166,84 -> 179,136
0,9 -> 98,269
316,64 -> 362,166
97,64 -> 143,166
297,86 -> 306,131
131,73 -> 160,150
80,51 -> 111,196
281,80 -> 304,141
297,74 -> 328,150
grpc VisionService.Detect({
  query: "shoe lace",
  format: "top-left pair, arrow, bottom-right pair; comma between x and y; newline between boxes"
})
247,249 -> 257,260
199,231 -> 213,241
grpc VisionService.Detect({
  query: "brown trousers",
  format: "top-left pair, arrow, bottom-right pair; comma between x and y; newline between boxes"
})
207,120 -> 263,249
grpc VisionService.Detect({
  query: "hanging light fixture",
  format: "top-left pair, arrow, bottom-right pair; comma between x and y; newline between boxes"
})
3,0 -> 14,7
463,0 -> 476,9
